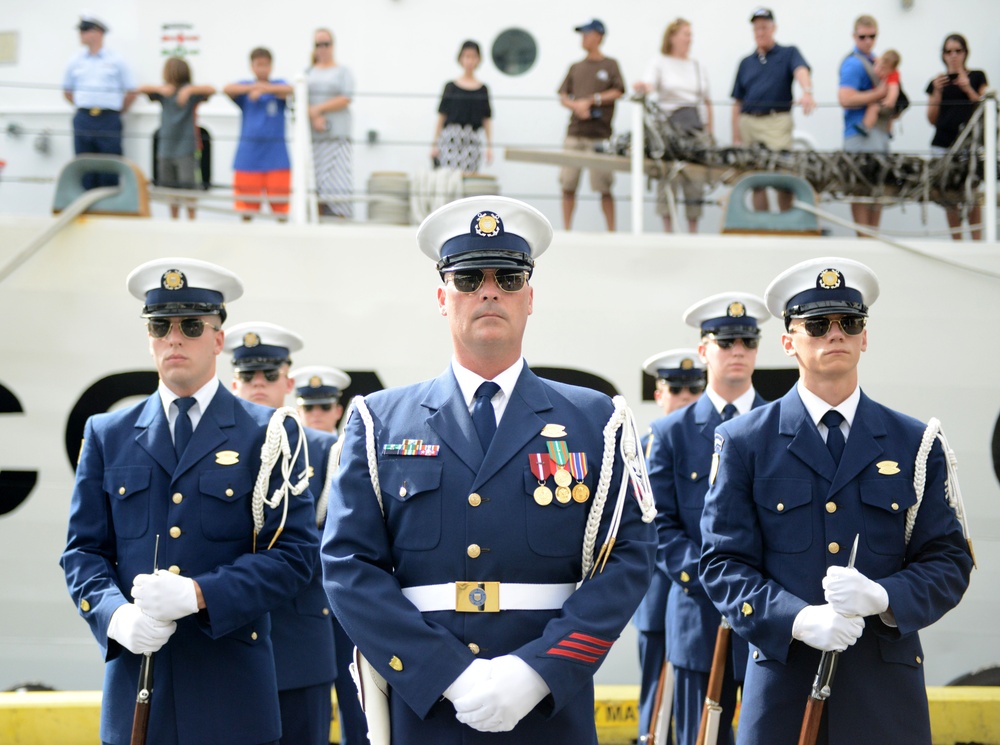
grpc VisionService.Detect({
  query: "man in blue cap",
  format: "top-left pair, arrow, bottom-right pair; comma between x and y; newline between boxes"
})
292,365 -> 351,435
558,19 -> 625,231
322,195 -> 656,743
225,323 -> 338,745
61,257 -> 319,745
62,13 -> 136,189
700,257 -> 973,745
646,294 -> 768,745
634,348 -> 705,743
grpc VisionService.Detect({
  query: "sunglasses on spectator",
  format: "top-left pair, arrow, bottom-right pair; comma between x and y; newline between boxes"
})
147,318 -> 220,339
669,385 -> 705,395
314,41 -> 332,48
855,33 -> 877,40
236,369 -> 282,383
792,316 -> 867,337
944,48 -> 965,55
711,337 -> 760,350
303,403 -> 335,412
445,269 -> 528,293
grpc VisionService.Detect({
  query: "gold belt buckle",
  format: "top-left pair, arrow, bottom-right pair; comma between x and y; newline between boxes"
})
455,581 -> 500,612
89,107 -> 102,116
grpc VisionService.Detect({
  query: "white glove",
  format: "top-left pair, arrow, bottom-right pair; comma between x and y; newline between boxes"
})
452,655 -> 550,733
131,570 -> 199,622
107,603 -> 177,654
792,604 -> 865,652
823,566 -> 889,618
443,658 -> 491,702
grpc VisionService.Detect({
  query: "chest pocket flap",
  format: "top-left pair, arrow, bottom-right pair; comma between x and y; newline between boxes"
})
200,467 -> 253,501
378,458 -> 443,502
753,478 -> 812,514
859,479 -> 917,514
105,465 -> 151,499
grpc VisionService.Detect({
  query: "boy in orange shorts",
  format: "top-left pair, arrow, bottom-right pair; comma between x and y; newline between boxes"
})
224,48 -> 293,221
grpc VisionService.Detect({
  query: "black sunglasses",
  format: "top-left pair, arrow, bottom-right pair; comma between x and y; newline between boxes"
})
793,316 -> 867,337
446,269 -> 528,294
236,369 -> 282,383
303,403 -> 334,412
147,318 -> 220,339
669,385 -> 704,395
314,41 -> 332,48
856,33 -> 877,40
712,336 -> 760,350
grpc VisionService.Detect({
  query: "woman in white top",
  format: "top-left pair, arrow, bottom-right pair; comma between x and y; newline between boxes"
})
635,19 -> 712,233
307,28 -> 355,217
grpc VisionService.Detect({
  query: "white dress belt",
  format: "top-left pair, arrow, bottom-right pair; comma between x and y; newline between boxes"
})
401,582 -> 576,613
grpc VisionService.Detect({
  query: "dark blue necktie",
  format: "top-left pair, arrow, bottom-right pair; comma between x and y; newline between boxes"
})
173,397 -> 196,457
720,403 -> 738,422
472,381 -> 501,453
822,410 -> 846,465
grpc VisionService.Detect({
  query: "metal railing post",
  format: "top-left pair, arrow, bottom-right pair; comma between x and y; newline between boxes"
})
983,92 -> 997,243
631,96 -> 645,235
290,74 -> 311,224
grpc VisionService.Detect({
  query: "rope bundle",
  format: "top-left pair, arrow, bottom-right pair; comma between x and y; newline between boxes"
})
252,407 -> 310,551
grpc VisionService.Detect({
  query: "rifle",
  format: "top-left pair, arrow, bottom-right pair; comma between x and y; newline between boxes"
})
130,535 -> 159,745
643,658 -> 674,744
695,617 -> 731,745
796,534 -> 859,745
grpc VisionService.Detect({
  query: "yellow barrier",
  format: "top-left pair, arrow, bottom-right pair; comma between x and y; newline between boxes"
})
1,686 -> 997,744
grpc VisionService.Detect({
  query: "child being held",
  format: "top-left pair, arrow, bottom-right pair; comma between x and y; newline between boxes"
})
138,57 -> 215,219
860,49 -> 901,136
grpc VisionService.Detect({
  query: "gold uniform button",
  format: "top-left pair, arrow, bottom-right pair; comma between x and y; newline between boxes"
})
389,656 -> 403,671
467,544 -> 481,559
468,493 -> 482,507
916,655 -> 922,664
753,650 -> 759,659
468,643 -> 480,655
172,492 -> 183,504
226,488 -> 234,497
251,632 -> 258,641
683,587 -> 690,594
322,608 -> 330,616
826,502 -> 837,513
776,503 -> 785,512
168,565 -> 180,574
679,571 -> 691,583
829,542 -> 840,554
399,485 -> 407,498
891,502 -> 899,511
690,472 -> 698,480
169,526 -> 182,539
742,602 -> 753,616
80,599 -> 91,612
118,486 -> 126,495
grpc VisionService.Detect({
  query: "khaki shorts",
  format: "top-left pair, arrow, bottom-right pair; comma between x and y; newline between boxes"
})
656,171 -> 705,221
738,112 -> 793,151
559,136 -> 614,194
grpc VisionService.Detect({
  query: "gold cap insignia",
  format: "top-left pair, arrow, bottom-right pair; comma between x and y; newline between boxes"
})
243,332 -> 260,348
728,301 -> 745,317
819,269 -> 843,289
388,655 -> 403,671
741,602 -> 753,617
540,424 -> 567,438
876,460 -> 900,475
681,358 -> 694,370
215,450 -> 240,466
162,269 -> 185,290
474,211 -> 500,237
309,375 -> 323,388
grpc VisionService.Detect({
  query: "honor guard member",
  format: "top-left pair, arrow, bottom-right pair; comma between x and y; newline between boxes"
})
225,323 -> 338,745
321,195 -> 656,743
62,13 -> 137,190
61,258 -> 319,745
646,294 -> 769,745
699,258 -> 973,745
291,363 -> 371,745
292,365 -> 351,435
633,348 -> 705,741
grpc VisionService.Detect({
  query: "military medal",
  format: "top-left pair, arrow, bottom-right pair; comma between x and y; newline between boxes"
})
547,441 -> 572,488
570,451 -> 590,503
529,453 -> 553,506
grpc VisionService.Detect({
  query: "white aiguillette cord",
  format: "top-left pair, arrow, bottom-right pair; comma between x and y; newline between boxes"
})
252,407 -> 310,551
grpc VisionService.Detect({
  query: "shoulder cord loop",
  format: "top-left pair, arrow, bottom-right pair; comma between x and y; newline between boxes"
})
252,407 -> 310,551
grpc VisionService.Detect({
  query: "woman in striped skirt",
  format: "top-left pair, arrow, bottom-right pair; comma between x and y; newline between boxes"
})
431,41 -> 493,174
308,28 -> 355,217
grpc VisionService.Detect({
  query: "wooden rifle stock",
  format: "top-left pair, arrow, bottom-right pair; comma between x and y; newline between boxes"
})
644,658 -> 674,744
695,617 -> 731,745
797,649 -> 839,745
797,696 -> 824,745
130,652 -> 154,745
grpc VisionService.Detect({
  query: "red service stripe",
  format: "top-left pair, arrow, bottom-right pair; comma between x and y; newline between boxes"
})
547,647 -> 600,663
568,632 -> 613,648
557,639 -> 609,656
